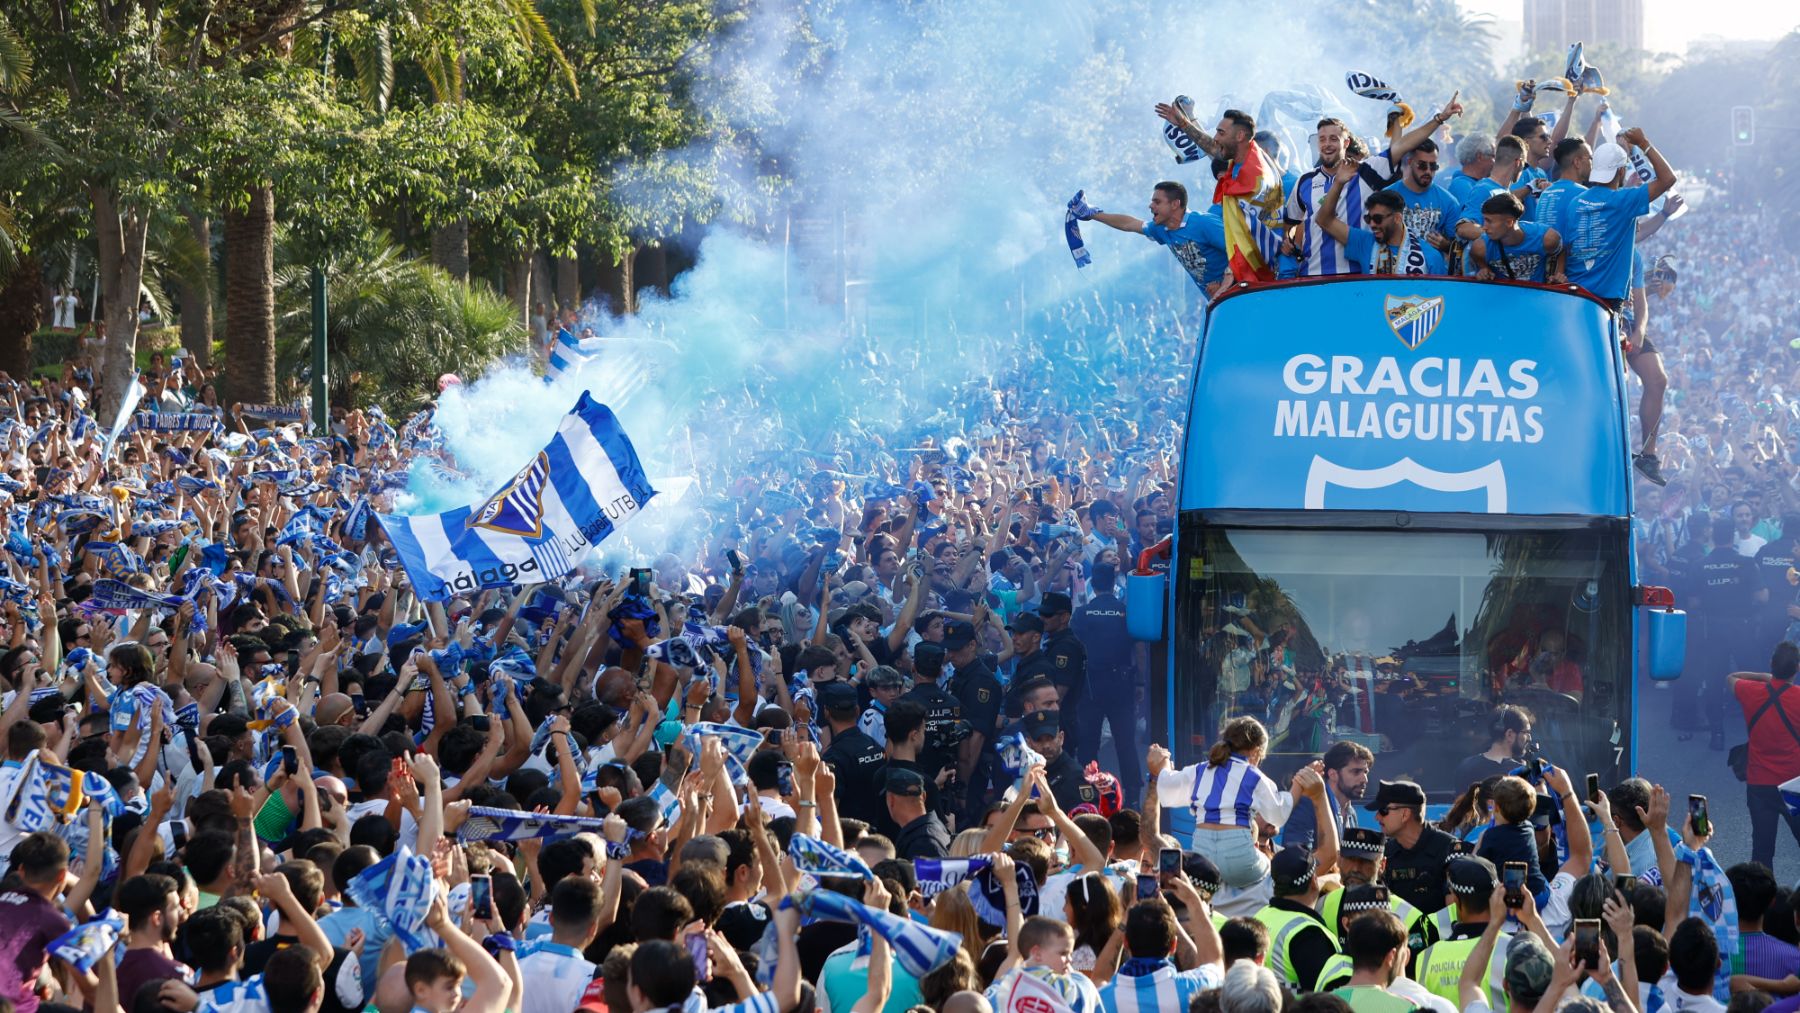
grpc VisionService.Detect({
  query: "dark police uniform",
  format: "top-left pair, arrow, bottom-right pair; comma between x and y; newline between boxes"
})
903,678 -> 963,783
821,723 -> 887,827
1038,593 -> 1088,747
945,618 -> 1005,820
1071,587 -> 1138,797
1023,710 -> 1097,811
1697,540 -> 1756,735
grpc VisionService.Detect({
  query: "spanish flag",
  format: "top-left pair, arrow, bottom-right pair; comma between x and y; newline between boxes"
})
1213,141 -> 1284,284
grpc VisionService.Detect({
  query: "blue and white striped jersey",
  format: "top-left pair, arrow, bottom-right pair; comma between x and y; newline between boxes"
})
1155,754 -> 1294,830
1283,154 -> 1400,276
1098,960 -> 1223,1013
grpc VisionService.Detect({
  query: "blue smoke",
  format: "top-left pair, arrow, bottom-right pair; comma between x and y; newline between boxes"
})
416,0 -> 1456,563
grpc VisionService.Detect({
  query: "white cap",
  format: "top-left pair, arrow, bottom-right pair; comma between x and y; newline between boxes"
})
1589,142 -> 1629,183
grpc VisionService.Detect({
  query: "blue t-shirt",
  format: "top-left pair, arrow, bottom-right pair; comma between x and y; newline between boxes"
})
1480,221 -> 1557,283
1142,210 -> 1226,290
1456,177 -> 1506,224
1385,181 -> 1464,241
1530,177 -> 1586,229
1564,184 -> 1652,300
1518,166 -> 1549,218
1344,227 -> 1448,275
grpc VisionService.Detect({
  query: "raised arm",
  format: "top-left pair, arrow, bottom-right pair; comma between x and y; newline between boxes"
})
1316,162 -> 1358,245
1155,101 -> 1225,159
1619,128 -> 1677,201
1389,92 -> 1462,163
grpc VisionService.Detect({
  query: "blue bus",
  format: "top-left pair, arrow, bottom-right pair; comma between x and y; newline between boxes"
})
1127,277 -> 1685,800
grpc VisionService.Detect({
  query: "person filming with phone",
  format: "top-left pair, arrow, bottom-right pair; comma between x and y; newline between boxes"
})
1727,641 -> 1800,872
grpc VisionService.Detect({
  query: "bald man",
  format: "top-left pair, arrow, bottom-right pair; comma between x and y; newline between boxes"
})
943,992 -> 994,1013
316,694 -> 357,728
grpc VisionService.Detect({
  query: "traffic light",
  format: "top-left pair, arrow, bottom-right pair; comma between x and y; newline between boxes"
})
1733,105 -> 1755,145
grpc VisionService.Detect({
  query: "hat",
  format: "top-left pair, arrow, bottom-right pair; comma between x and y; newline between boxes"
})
1270,846 -> 1317,890
1530,793 -> 1557,828
1589,142 -> 1629,183
1504,933 -> 1557,1003
1365,780 -> 1428,812
942,620 -> 977,650
1039,592 -> 1073,616
1341,827 -> 1386,861
27,696 -> 68,725
885,767 -> 927,797
1182,851 -> 1223,894
1008,612 -> 1045,634
1446,855 -> 1498,897
865,666 -> 908,690
1022,709 -> 1061,740
1339,883 -> 1391,914
817,682 -> 859,713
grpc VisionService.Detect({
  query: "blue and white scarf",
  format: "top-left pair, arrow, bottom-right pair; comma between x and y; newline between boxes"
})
84,542 -> 143,576
238,403 -> 306,424
1159,95 -> 1203,164
914,857 -> 992,898
1065,191 -> 1096,269
457,806 -> 614,844
790,833 -> 875,880
782,888 -> 962,977
1677,842 -> 1738,1001
47,909 -> 126,972
343,845 -> 440,953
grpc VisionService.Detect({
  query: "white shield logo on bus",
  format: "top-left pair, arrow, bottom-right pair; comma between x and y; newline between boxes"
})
1304,456 -> 1509,513
1384,294 -> 1445,351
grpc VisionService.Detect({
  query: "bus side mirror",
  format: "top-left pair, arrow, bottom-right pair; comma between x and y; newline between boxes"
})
1647,608 -> 1686,681
1126,572 -> 1166,641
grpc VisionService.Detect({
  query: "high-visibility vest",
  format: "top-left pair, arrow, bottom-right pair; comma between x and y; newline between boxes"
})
1413,931 -> 1508,1010
1318,888 -> 1425,941
1254,905 -> 1339,990
1314,953 -> 1354,993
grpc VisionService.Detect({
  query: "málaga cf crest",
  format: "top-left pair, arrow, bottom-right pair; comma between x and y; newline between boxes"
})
468,451 -> 550,538
1384,294 -> 1444,351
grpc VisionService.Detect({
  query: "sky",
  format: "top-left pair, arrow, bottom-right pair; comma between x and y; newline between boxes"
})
1459,0 -> 1799,56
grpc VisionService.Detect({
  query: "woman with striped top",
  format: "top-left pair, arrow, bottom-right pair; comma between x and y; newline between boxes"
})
1150,717 -> 1309,911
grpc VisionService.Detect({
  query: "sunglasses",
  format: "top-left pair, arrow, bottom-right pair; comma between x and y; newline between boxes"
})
1412,162 -> 1439,171
1016,825 -> 1057,841
1364,213 -> 1393,226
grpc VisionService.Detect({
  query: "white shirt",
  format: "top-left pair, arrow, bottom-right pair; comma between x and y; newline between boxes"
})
517,941 -> 597,1013
1656,973 -> 1726,1013
1155,756 -> 1294,831
1538,871 -> 1578,941
1391,976 -> 1457,1013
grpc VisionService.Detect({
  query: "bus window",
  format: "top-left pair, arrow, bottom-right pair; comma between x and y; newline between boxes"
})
1171,518 -> 1631,798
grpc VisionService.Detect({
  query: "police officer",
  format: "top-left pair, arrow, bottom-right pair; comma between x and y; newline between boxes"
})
819,682 -> 886,828
886,767 -> 951,860
1009,612 -> 1056,700
1072,563 -> 1139,798
1038,592 -> 1089,748
1021,710 -> 1095,812
1310,884 -> 1405,992
1252,846 -> 1340,993
859,665 -> 910,746
1697,515 -> 1757,750
903,643 -> 963,786
1318,828 -> 1428,950
945,620 -> 1004,820
1409,857 -> 1508,1010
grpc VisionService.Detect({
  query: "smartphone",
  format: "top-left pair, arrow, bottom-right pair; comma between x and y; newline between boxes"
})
469,874 -> 494,920
1689,794 -> 1711,837
776,761 -> 794,797
1503,862 -> 1527,909
470,715 -> 491,733
1158,848 -> 1182,882
351,692 -> 366,716
1136,874 -> 1159,900
686,932 -> 710,983
1573,919 -> 1601,970
1586,773 -> 1601,804
1614,874 -> 1634,895
282,745 -> 299,776
629,567 -> 653,597
763,728 -> 783,748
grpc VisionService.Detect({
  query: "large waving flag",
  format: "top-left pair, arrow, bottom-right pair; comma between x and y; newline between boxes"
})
375,393 -> 655,601
1213,141 -> 1283,284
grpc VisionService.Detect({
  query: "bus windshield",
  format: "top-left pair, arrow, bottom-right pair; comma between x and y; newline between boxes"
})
1171,517 -> 1632,799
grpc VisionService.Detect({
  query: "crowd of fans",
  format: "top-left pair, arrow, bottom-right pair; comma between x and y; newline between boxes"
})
0,63 -> 1791,1013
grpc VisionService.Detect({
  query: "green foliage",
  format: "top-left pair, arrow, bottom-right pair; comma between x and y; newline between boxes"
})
274,237 -> 525,411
